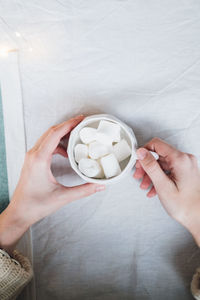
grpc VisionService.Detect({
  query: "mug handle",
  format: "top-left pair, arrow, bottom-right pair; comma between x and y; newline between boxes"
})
149,151 -> 159,160
133,150 -> 159,161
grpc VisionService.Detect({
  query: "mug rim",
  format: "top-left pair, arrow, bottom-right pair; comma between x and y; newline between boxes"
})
67,114 -> 138,184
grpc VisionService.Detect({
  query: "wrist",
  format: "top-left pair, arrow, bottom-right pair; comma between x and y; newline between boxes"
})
0,202 -> 30,254
182,214 -> 200,247
189,228 -> 200,248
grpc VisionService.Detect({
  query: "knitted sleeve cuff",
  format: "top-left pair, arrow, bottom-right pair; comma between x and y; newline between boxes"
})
191,268 -> 200,300
0,249 -> 33,300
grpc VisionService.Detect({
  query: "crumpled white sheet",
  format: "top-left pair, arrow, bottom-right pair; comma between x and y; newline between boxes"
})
1,0 -> 200,299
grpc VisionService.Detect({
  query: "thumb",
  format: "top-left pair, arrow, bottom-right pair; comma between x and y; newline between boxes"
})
136,148 -> 171,193
61,183 -> 105,203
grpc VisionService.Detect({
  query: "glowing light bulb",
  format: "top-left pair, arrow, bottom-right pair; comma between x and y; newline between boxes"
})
15,32 -> 21,37
29,47 -> 33,52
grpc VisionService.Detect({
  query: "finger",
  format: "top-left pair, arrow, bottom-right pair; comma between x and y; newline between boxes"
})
144,138 -> 191,184
33,122 -> 70,151
134,160 -> 170,180
147,186 -> 157,198
135,160 -> 141,168
39,115 -> 84,157
60,183 -> 106,203
53,145 -> 68,158
157,156 -> 167,162
133,165 -> 145,179
140,174 -> 152,190
33,129 -> 52,151
33,117 -> 83,152
137,148 -> 176,195
144,138 -> 181,160
158,160 -> 171,171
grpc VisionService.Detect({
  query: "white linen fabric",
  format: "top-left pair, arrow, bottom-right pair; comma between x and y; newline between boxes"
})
1,1 -> 200,299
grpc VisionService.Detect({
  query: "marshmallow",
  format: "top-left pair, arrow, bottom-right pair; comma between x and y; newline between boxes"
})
78,158 -> 103,178
89,141 -> 110,160
100,153 -> 121,178
113,139 -> 132,162
74,144 -> 88,163
79,127 -> 97,144
96,159 -> 105,178
95,132 -> 113,146
97,120 -> 121,143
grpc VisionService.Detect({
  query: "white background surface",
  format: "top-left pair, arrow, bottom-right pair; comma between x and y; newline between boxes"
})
0,1 -> 200,299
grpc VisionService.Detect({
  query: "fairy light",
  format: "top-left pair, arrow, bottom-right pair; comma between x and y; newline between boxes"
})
0,16 -> 34,57
0,29 -> 34,58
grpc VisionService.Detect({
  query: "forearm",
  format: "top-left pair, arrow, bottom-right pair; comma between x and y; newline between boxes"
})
0,202 -> 29,255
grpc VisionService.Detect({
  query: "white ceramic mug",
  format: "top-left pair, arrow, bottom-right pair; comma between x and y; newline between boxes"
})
67,114 -> 157,184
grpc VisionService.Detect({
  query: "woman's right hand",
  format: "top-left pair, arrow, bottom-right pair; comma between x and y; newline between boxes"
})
134,138 -> 200,246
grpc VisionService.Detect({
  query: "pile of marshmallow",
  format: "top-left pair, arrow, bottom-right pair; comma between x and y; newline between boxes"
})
74,120 -> 132,179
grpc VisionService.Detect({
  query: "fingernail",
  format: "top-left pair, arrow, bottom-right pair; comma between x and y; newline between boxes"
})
137,148 -> 148,160
95,185 -> 106,192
